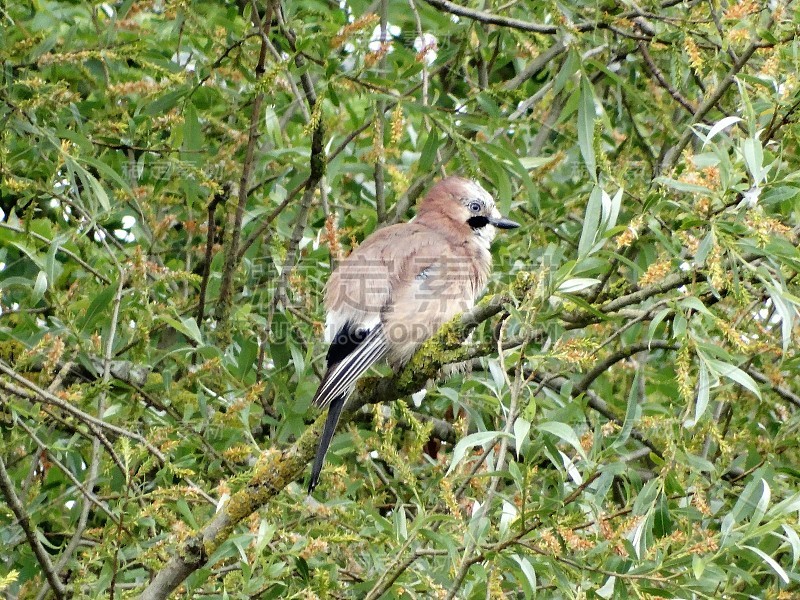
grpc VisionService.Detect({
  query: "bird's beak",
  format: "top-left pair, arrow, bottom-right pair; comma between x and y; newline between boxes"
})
488,215 -> 520,229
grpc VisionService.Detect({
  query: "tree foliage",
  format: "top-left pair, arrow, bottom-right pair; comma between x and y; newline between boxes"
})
2,0 -> 800,598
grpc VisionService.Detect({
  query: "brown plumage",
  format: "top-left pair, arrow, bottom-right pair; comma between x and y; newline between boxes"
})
308,176 -> 519,492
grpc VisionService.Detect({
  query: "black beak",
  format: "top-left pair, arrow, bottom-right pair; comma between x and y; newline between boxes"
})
488,216 -> 520,229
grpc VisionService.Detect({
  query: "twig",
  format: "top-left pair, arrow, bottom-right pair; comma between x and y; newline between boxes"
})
268,4 -> 326,308
422,0 -> 560,34
502,41 -> 567,91
364,543 -> 428,600
407,0 -> 430,104
16,419 -> 121,527
196,189 -> 225,323
374,0 -> 389,224
535,372 -> 662,456
575,340 -> 676,394
745,367 -> 800,408
237,176 -> 302,261
636,40 -> 696,114
374,103 -> 387,223
39,276 -> 126,599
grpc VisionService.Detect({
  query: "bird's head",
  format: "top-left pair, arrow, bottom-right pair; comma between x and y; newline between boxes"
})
418,176 -> 520,246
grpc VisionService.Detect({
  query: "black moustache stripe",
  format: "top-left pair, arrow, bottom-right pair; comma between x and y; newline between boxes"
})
468,216 -> 489,229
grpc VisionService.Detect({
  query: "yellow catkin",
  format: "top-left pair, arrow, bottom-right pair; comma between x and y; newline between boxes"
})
723,0 -> 759,20
615,215 -> 643,249
707,244 -> 725,291
684,37 -> 703,72
638,259 -> 672,288
330,14 -> 380,48
389,105 -> 404,145
676,344 -> 694,405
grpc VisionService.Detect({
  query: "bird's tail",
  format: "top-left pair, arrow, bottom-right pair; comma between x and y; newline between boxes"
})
309,394 -> 346,493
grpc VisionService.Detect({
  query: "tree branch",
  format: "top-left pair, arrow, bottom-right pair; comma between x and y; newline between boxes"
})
422,0 -> 559,34
636,40 -> 696,115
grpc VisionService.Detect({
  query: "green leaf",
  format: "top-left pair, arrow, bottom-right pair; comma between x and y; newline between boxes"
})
692,553 -> 705,580
44,235 -> 60,284
653,494 -> 673,537
513,417 -> 531,457
729,470 -> 767,526
749,478 -> 771,531
160,315 -> 204,345
763,186 -> 799,204
613,370 -> 641,448
235,336 -> 259,379
703,356 -> 762,400
557,278 -> 600,293
537,421 -> 586,460
175,498 -> 198,528
418,127 -> 439,172
596,575 -> 616,599
602,187 -> 623,232
742,137 -> 765,184
518,156 -> 554,170
32,270 -> 47,303
578,185 -> 602,257
509,554 -> 536,598
742,545 -> 789,584
781,524 -> 800,566
446,431 -> 510,476
656,176 -> 714,195
393,506 -> 408,541
78,283 -> 118,334
577,74 -> 597,182
11,241 -> 46,270
766,283 -> 793,353
86,170 -> 112,212
647,308 -> 671,346
632,479 -> 660,516
552,49 -> 579,96
702,115 -> 742,144
182,102 -> 203,163
144,88 -> 188,115
269,310 -> 291,371
684,362 -> 709,428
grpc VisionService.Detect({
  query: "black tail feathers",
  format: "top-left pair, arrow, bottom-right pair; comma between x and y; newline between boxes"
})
308,395 -> 346,493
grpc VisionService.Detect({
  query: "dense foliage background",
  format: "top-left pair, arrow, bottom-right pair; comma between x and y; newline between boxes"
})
2,0 -> 800,597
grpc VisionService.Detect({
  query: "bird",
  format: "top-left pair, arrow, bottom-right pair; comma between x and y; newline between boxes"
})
308,176 -> 519,492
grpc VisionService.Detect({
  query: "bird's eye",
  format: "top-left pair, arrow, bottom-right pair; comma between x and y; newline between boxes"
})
468,201 -> 482,213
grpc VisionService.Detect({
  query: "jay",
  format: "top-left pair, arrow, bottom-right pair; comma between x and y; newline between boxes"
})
308,176 -> 519,492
